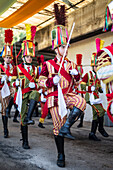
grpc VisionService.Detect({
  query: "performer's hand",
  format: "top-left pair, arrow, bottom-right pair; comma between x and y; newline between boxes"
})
91,86 -> 95,92
38,88 -> 43,94
41,93 -> 46,102
15,79 -> 20,87
8,76 -> 12,82
69,69 -> 78,75
29,82 -> 35,88
1,75 -> 7,83
53,75 -> 60,85
44,91 -> 47,96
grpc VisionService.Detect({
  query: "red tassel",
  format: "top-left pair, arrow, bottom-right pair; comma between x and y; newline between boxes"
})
76,54 -> 82,65
40,55 -> 44,64
31,26 -> 36,41
95,38 -> 101,52
57,26 -> 61,45
107,102 -> 113,123
42,100 -> 48,119
5,29 -> 13,44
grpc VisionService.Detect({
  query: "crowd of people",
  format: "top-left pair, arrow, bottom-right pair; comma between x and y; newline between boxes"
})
0,3 -> 112,168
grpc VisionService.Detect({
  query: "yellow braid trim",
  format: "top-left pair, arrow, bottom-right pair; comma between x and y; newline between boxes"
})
81,82 -> 86,85
102,75 -> 113,84
97,62 -> 111,71
39,118 -> 45,123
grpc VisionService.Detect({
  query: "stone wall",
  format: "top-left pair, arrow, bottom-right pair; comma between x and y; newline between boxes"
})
36,0 -> 109,50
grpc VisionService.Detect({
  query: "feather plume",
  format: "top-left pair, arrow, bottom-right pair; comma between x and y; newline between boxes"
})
5,29 -> 13,44
54,4 -> 66,26
40,55 -> 44,64
31,26 -> 36,41
60,5 -> 66,26
76,54 -> 82,65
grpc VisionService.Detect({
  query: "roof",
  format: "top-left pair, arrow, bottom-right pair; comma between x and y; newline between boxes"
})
0,0 -> 93,31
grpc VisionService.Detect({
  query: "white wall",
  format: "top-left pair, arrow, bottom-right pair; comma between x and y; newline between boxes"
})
68,31 -> 113,121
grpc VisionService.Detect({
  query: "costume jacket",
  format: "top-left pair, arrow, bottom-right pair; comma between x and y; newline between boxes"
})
0,62 -> 14,89
11,63 -> 39,99
81,70 -> 106,115
38,57 -> 80,109
81,71 -> 103,102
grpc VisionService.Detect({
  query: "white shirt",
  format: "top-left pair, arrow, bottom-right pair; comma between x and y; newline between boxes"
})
24,64 -> 32,72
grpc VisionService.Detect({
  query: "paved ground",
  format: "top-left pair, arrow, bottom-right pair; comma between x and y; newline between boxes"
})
0,115 -> 113,170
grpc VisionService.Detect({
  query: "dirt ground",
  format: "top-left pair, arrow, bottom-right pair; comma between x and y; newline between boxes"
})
0,115 -> 113,170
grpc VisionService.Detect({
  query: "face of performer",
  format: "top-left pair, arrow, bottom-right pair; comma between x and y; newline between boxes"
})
55,45 -> 68,59
94,66 -> 97,72
4,55 -> 12,64
23,55 -> 33,64
92,66 -> 97,73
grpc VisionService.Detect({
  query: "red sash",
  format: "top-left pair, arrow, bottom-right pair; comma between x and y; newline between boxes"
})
41,60 -> 74,119
18,64 -> 35,82
76,90 -> 99,98
0,64 -> 12,77
17,64 -> 38,95
14,86 -> 38,103
48,60 -> 72,82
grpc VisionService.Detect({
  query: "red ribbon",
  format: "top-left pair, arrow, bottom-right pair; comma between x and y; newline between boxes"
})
57,26 -> 61,45
106,92 -> 113,102
106,92 -> 113,123
107,102 -> 113,123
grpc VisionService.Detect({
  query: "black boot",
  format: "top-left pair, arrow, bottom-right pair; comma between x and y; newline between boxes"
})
59,106 -> 83,140
21,125 -> 30,149
89,120 -> 101,141
13,109 -> 19,123
2,116 -> 9,138
54,135 -> 65,167
5,97 -> 14,118
98,116 -> 109,137
23,99 -> 37,125
77,114 -> 84,128
38,122 -> 45,128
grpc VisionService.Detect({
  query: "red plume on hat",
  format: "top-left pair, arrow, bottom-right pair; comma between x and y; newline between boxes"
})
76,54 -> 83,76
95,38 -> 105,53
76,54 -> 82,65
40,55 -> 44,64
31,26 -> 37,41
37,55 -> 44,65
2,29 -> 13,58
5,29 -> 13,44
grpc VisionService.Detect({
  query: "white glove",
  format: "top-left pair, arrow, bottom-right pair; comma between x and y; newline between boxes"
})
53,75 -> 60,85
8,76 -> 12,82
69,69 -> 78,75
90,93 -> 103,105
16,79 -> 20,87
1,75 -> 7,83
91,86 -> 95,92
29,82 -> 35,88
44,91 -> 47,95
41,93 -> 46,102
38,89 -> 43,94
